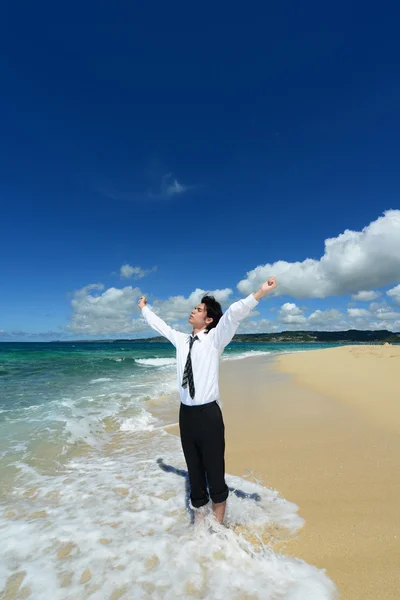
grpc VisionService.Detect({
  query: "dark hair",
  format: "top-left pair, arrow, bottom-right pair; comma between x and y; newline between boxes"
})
201,295 -> 223,332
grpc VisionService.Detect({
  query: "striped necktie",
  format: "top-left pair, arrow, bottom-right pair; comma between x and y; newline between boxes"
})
182,335 -> 198,399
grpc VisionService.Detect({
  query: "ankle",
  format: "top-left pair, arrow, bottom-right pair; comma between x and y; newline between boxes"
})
212,500 -> 226,524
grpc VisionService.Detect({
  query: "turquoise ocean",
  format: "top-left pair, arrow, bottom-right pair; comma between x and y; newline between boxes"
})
0,341 -> 340,599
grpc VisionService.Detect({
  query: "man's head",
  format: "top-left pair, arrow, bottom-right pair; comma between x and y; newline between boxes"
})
189,295 -> 223,333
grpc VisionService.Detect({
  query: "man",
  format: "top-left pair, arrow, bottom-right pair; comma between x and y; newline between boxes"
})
138,276 -> 277,524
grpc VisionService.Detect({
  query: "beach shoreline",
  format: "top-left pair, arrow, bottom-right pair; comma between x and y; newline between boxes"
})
166,346 -> 400,599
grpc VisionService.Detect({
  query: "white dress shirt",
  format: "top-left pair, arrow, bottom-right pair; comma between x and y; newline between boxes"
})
141,294 -> 259,406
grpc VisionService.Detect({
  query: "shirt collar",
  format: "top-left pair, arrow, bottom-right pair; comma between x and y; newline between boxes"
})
189,329 -> 208,342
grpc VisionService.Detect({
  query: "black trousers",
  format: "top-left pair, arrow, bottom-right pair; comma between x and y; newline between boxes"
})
179,401 -> 229,508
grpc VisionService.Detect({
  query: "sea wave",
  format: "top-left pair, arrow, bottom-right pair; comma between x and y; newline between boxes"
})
222,350 -> 272,361
135,358 -> 177,367
119,409 -> 156,432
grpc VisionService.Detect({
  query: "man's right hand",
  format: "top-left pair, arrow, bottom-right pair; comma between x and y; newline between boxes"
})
138,296 -> 147,309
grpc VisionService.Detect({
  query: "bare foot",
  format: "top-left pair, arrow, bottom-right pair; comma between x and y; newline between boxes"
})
212,500 -> 226,524
194,508 -> 206,526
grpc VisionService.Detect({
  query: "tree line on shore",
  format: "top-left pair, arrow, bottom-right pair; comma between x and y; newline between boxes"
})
112,329 -> 400,344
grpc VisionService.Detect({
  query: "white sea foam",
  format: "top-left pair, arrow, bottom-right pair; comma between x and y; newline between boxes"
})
0,344 -> 338,598
89,377 -> 113,383
278,349 -> 308,354
119,409 -> 156,432
135,357 -> 177,367
0,431 -> 338,599
50,372 -> 177,447
223,350 -> 272,361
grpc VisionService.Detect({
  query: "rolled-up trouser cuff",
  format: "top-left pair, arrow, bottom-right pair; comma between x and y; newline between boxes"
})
210,485 -> 229,504
191,494 -> 209,509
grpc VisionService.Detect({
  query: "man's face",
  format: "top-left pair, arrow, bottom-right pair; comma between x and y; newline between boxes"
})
189,303 -> 213,330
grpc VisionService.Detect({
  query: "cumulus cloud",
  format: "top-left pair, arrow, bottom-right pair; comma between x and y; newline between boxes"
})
120,264 -> 156,279
364,302 -> 400,330
269,300 -> 400,332
343,301 -> 400,331
345,301 -> 400,330
56,211 -> 400,339
273,304 -> 343,330
66,285 -> 397,337
278,303 -> 307,325
307,308 -> 343,327
68,284 -> 147,335
237,210 -> 400,298
387,284 -> 400,305
272,303 -> 347,331
351,290 -> 381,302
7,282 -> 400,340
372,304 -> 400,321
236,318 -> 273,333
347,308 -> 371,318
67,284 -> 234,336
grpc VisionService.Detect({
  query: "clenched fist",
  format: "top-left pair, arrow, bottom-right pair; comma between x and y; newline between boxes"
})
138,296 -> 147,309
253,276 -> 277,301
261,276 -> 277,293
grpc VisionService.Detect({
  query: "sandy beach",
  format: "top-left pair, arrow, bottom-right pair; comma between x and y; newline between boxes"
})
170,345 -> 400,599
225,345 -> 400,599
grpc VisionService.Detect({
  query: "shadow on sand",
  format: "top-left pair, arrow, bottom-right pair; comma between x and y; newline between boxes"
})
157,458 -> 261,524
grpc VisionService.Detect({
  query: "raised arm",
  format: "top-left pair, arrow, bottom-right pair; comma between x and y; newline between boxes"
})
138,296 -> 181,347
211,277 -> 277,351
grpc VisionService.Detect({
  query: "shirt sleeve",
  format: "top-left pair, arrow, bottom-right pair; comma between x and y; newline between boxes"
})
141,305 -> 182,347
210,294 -> 259,351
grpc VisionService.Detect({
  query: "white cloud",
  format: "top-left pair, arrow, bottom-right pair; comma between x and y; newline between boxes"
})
374,308 -> 400,321
163,175 -> 188,197
147,173 -> 191,200
351,290 -> 381,302
308,308 -> 343,326
237,210 -> 400,298
66,284 -> 233,337
273,304 -> 347,331
345,301 -> 400,330
237,318 -> 272,333
96,171 -> 192,203
340,302 -> 400,331
68,284 -> 147,335
262,300 -> 400,332
50,212 -> 400,339
120,264 -> 156,279
8,281 -> 400,340
278,303 -> 307,324
387,284 -> 400,305
347,308 -> 371,318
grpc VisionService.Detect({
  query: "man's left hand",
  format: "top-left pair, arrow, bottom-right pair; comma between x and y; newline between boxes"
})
261,276 -> 277,293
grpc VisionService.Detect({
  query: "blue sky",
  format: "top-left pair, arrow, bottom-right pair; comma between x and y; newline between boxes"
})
1,2 -> 400,340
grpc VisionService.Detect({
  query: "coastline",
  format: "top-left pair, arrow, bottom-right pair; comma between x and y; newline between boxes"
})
166,346 -> 400,599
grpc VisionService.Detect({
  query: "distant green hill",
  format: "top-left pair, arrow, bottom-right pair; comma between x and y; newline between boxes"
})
112,329 -> 400,344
